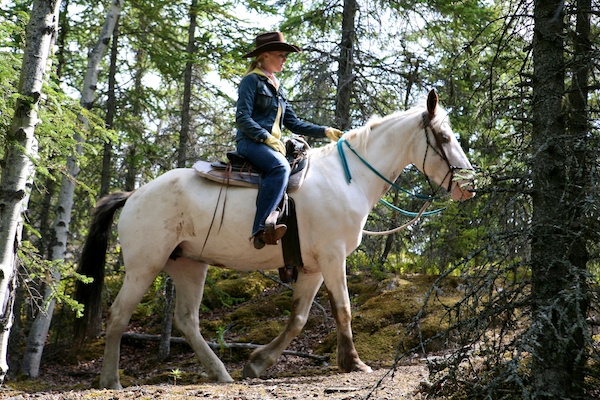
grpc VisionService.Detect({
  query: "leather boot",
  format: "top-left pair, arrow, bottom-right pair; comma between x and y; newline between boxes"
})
263,224 -> 287,244
253,224 -> 287,249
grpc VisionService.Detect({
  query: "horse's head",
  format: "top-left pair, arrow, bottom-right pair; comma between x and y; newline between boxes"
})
416,89 -> 475,202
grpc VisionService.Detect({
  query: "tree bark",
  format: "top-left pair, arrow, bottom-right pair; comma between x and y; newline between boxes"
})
159,0 -> 199,361
123,47 -> 145,192
335,0 -> 357,131
0,0 -> 61,383
22,0 -> 123,372
177,0 -> 197,169
563,0 -> 592,392
378,190 -> 399,267
157,277 -> 175,361
530,0 -> 589,397
21,146 -> 80,377
100,15 -> 120,198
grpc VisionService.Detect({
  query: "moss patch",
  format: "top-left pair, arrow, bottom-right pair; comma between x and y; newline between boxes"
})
203,271 -> 276,310
318,275 -> 462,365
225,290 -> 291,329
239,320 -> 286,344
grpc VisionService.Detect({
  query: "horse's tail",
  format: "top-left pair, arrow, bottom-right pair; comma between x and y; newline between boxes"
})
72,191 -> 132,346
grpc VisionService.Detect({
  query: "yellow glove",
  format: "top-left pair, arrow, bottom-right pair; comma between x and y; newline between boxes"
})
325,127 -> 343,142
265,135 -> 286,155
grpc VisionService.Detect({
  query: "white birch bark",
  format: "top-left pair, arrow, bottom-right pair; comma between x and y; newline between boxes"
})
81,0 -> 122,110
0,0 -> 61,383
20,0 -> 124,378
20,161 -> 77,377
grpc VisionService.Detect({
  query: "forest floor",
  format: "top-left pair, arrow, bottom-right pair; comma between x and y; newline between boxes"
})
1,362 -> 429,399
2,271 -> 453,399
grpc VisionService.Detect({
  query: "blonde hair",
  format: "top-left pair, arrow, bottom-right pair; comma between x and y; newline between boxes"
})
244,53 -> 266,75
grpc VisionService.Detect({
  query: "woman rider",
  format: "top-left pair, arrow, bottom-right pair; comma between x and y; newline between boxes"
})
236,31 -> 343,249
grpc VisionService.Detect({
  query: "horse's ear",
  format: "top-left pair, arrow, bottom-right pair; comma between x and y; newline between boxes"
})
427,89 -> 438,118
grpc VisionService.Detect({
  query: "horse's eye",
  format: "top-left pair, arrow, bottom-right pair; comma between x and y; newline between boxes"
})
440,132 -> 452,143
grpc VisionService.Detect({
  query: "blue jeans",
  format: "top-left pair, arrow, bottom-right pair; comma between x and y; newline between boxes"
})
237,138 -> 291,236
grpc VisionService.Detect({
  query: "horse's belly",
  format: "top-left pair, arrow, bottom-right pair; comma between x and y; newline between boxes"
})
178,236 -> 286,271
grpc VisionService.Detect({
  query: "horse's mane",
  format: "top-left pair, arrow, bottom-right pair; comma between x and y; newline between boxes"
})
309,102 -> 446,159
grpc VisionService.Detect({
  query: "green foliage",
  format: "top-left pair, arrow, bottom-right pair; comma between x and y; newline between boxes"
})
169,368 -> 182,385
17,241 -> 91,318
0,7 -> 26,158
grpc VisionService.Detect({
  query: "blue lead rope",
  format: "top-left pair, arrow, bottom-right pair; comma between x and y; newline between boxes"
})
337,138 -> 353,183
336,138 -> 446,217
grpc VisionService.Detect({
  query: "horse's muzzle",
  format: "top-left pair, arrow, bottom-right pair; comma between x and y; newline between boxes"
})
452,182 -> 475,201
451,169 -> 475,202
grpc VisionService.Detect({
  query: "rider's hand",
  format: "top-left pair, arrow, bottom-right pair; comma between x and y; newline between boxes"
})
325,127 -> 343,142
265,135 -> 286,155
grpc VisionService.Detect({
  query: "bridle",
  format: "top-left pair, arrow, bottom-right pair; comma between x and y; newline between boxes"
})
421,111 -> 466,194
335,108 -> 472,235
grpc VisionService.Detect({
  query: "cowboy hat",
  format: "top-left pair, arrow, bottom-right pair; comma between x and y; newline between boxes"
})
243,31 -> 301,58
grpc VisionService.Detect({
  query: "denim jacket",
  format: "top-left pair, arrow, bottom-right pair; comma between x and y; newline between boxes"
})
235,71 -> 326,143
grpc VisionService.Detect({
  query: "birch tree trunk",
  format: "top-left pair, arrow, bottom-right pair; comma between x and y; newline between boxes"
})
22,0 -> 123,376
20,153 -> 79,377
0,0 -> 61,383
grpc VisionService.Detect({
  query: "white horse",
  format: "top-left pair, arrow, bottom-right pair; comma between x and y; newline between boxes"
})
75,89 -> 474,389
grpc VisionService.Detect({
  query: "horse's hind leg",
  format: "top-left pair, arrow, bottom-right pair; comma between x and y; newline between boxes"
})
164,258 -> 233,382
243,269 -> 324,378
100,270 -> 158,389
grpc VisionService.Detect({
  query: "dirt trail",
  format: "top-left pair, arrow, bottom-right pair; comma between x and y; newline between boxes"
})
3,365 -> 428,399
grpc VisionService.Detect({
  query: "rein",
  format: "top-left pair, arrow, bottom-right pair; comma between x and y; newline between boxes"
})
336,127 -> 447,235
362,200 -> 431,236
337,139 -> 438,202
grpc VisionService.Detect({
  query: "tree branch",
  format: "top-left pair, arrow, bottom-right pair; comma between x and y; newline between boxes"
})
121,332 -> 329,362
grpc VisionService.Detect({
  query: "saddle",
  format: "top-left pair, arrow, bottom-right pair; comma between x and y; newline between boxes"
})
193,138 -> 308,283
193,137 -> 310,192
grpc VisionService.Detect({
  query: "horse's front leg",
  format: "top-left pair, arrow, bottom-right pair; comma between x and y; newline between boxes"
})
322,257 -> 372,373
243,269 -> 324,378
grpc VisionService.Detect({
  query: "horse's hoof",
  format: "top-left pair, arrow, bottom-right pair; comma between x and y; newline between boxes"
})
242,363 -> 261,379
99,380 -> 123,390
213,374 -> 234,383
355,362 -> 372,373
